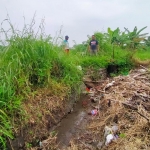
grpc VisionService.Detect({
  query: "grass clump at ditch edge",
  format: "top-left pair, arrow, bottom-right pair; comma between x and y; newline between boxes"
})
133,48 -> 150,61
74,46 -> 133,76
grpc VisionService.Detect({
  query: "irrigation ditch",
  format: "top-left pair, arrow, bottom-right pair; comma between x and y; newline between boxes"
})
6,64 -> 150,150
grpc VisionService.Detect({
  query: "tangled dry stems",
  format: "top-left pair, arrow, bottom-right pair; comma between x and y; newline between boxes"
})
67,68 -> 150,150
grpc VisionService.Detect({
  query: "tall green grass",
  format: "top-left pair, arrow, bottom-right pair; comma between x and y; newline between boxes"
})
0,18 -> 83,149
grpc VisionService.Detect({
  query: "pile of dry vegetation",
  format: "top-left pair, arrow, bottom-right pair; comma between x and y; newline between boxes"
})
21,67 -> 150,150
66,67 -> 150,150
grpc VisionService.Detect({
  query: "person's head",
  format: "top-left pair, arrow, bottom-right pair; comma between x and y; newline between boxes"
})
65,35 -> 69,40
92,35 -> 95,40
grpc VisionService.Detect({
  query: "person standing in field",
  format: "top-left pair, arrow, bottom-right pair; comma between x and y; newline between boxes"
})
88,35 -> 99,55
62,35 -> 69,54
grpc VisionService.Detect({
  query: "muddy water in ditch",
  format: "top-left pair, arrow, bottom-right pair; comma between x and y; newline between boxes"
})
55,94 -> 89,148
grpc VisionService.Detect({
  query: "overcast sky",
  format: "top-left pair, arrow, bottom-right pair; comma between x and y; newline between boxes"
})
0,0 -> 150,46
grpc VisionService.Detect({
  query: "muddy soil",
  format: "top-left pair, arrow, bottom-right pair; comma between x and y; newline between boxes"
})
55,94 -> 89,149
55,92 -> 104,150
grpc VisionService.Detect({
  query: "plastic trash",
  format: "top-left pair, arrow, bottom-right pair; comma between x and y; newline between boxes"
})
114,134 -> 119,140
105,134 -> 114,146
89,109 -> 98,116
86,87 -> 90,92
77,65 -> 82,71
105,81 -> 115,89
139,69 -> 146,73
39,141 -> 42,147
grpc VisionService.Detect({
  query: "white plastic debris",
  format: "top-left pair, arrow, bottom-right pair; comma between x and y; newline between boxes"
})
76,65 -> 82,71
91,109 -> 98,116
39,141 -> 42,147
104,81 -> 115,91
138,69 -> 146,73
105,134 -> 114,146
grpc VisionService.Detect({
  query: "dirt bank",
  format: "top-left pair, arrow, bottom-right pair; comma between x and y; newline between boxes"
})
7,85 -> 82,150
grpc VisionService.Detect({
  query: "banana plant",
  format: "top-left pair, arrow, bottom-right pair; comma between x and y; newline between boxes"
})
107,27 -> 121,59
144,36 -> 150,47
124,26 -> 148,49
